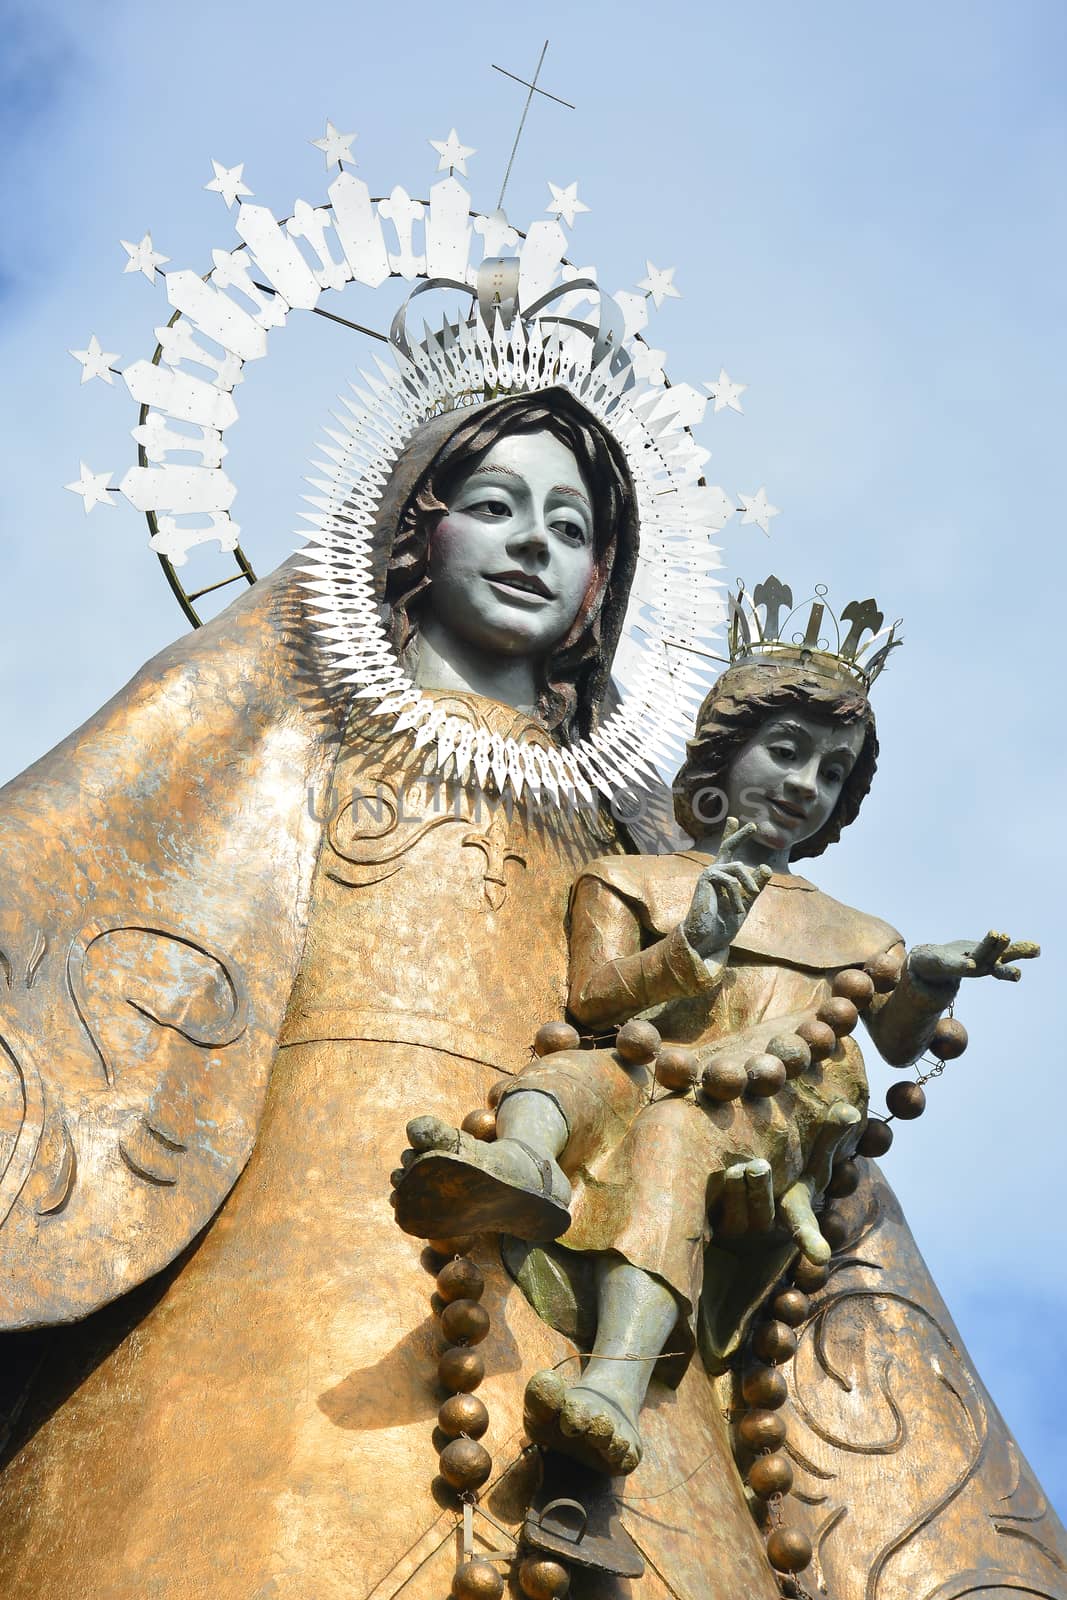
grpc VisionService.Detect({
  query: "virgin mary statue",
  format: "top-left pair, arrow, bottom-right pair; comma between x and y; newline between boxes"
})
0,288 -> 1060,1600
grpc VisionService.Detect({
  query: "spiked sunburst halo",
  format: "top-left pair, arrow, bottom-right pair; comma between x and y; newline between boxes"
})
64,123 -> 780,801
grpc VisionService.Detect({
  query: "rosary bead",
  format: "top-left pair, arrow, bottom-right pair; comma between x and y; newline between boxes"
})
886,1081 -> 926,1120
615,1019 -> 661,1064
742,1365 -> 788,1409
866,949 -> 904,992
818,1210 -> 850,1252
796,1019 -> 837,1062
766,1033 -> 812,1079
452,1558 -> 505,1600
752,1319 -> 798,1365
439,1437 -> 492,1492
826,1158 -> 860,1198
429,1236 -> 476,1258
486,1080 -> 508,1109
930,1017 -> 968,1060
817,997 -> 859,1037
655,1045 -> 700,1091
701,1058 -> 748,1102
745,1054 -> 787,1097
748,1451 -> 794,1498
460,1108 -> 497,1141
771,1288 -> 810,1327
766,1527 -> 813,1573
438,1393 -> 489,1439
440,1298 -> 491,1346
791,1256 -> 830,1293
738,1408 -> 787,1451
518,1557 -> 571,1598
832,968 -> 876,1009
857,1118 -> 894,1157
436,1258 -> 485,1304
533,1021 -> 580,1057
438,1346 -> 485,1393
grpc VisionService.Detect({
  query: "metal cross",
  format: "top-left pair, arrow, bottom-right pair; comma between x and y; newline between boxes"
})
492,42 -> 576,211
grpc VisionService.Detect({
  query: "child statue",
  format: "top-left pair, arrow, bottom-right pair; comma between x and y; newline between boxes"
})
392,578 -> 1038,1477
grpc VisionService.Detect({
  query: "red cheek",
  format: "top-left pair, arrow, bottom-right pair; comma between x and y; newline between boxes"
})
429,514 -> 466,567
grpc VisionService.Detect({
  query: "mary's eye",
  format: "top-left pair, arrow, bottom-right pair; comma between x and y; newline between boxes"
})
551,517 -> 588,545
462,496 -> 511,519
769,744 -> 796,762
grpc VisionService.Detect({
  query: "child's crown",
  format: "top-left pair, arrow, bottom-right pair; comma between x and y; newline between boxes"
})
728,576 -> 902,690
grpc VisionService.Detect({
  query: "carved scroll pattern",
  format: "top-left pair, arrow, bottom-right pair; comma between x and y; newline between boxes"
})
0,931 -> 60,1225
326,780 -> 527,908
69,919 -> 249,1189
783,1185 -> 1067,1600
0,919 -> 249,1212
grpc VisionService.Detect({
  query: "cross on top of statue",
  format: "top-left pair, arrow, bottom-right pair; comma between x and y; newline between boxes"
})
492,41 -> 576,209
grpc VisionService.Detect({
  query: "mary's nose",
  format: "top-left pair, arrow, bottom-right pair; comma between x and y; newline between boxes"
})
506,514 -> 550,560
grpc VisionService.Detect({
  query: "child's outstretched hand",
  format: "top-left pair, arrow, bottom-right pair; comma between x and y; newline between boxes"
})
908,930 -> 1040,988
684,818 -> 773,960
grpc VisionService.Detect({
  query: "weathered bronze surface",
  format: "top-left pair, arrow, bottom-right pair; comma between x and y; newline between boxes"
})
0,395 -> 1060,1599
778,1160 -> 1067,1599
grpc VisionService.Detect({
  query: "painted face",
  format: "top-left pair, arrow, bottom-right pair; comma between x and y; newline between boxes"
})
426,430 -> 596,659
723,710 -> 867,856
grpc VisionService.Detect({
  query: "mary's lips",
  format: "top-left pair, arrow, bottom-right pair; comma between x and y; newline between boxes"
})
486,569 -> 554,600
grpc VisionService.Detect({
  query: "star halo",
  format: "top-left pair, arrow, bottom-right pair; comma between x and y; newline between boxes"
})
67,131 -> 764,805
299,309 -> 733,804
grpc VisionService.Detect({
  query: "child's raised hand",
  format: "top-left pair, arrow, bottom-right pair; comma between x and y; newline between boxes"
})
683,817 -> 773,960
908,930 -> 1040,987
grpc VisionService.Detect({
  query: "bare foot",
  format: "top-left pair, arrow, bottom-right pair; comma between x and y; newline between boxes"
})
390,1116 -> 572,1241
524,1368 -> 642,1476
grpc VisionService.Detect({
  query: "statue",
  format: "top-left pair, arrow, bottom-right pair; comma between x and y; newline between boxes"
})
393,601 -> 1039,1501
2,123 -> 1064,1600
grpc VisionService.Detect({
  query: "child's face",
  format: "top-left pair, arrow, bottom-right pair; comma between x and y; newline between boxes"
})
723,711 -> 866,857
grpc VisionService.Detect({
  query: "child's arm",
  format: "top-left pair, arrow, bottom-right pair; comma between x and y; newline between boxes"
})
863,941 -> 949,1066
569,822 -> 771,1032
567,871 -> 720,1030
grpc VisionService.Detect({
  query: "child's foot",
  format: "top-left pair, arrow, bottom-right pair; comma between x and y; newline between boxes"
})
524,1368 -> 643,1476
390,1115 -> 572,1241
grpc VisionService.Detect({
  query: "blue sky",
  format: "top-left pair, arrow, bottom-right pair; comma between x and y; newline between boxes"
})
2,0 -> 1065,1515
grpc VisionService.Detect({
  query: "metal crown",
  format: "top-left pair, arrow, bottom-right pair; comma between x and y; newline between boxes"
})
728,576 -> 902,689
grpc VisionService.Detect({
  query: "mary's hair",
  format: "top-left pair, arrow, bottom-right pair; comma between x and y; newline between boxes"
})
672,661 -> 879,860
378,388 -> 638,744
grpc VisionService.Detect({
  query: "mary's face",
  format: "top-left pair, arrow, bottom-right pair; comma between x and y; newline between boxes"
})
426,430 -> 596,659
723,710 -> 866,856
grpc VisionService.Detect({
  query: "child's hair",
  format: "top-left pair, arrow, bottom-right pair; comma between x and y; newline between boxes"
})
672,661 -> 878,859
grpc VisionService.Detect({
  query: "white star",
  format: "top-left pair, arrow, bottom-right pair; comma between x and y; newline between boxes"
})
69,334 -> 119,385
705,368 -> 747,414
204,160 -> 252,209
637,261 -> 680,308
546,181 -> 589,229
312,121 -> 357,167
738,488 -> 781,535
430,129 -> 475,176
120,233 -> 168,282
65,462 -> 115,514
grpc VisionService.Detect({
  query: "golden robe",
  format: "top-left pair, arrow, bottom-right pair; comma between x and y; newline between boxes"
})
0,569 -> 1060,1600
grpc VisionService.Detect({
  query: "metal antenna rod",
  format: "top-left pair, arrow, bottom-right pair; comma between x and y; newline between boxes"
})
493,41 -> 574,211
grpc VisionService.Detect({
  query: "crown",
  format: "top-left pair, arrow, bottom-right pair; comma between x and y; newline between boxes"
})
728,576 -> 902,689
389,254 -> 635,394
